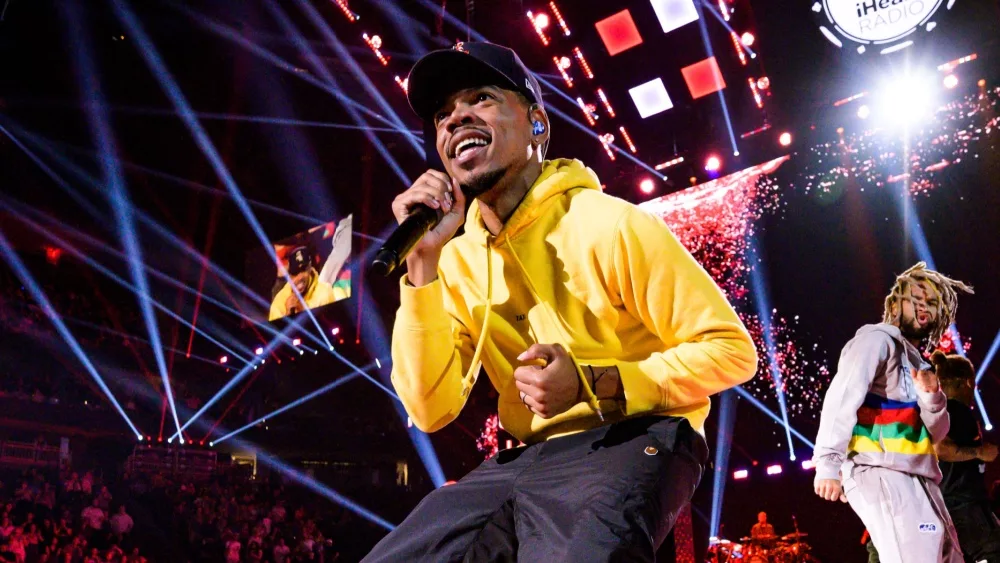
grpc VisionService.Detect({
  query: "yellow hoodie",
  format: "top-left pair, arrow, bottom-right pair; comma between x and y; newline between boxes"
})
391,159 -> 757,443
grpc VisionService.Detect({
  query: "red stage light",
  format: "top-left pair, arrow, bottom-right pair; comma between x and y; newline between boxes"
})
44,246 -> 63,265
619,126 -> 637,153
292,338 -> 301,346
219,355 -> 228,364
779,132 -> 792,146
639,178 -> 655,194
527,12 -> 551,46
394,76 -> 408,93
766,464 -> 783,475
705,155 -> 721,172
576,97 -> 596,126
554,57 -> 574,87
747,77 -> 763,109
733,469 -> 749,480
595,10 -> 643,56
596,88 -> 615,117
740,32 -> 755,47
729,32 -> 747,66
573,47 -> 594,79
549,2 -> 571,36
333,0 -> 358,23
331,327 -> 340,336
599,133 -> 616,161
681,57 -> 726,99
534,13 -> 550,28
362,33 -> 389,65
655,156 -> 684,171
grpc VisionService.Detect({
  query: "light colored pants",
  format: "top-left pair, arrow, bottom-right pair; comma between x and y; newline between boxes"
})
843,464 -> 964,563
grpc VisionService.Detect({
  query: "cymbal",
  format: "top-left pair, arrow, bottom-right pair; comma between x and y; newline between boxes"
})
782,532 -> 809,540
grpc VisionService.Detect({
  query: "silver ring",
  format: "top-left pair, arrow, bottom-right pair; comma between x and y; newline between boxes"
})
520,392 -> 531,411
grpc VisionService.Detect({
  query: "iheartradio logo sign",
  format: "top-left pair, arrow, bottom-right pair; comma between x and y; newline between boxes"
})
813,0 -> 955,55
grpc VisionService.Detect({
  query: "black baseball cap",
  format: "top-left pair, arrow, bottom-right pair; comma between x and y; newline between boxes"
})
407,42 -> 543,122
287,246 -> 311,276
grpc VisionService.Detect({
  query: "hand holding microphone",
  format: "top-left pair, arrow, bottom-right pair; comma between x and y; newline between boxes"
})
373,170 -> 467,283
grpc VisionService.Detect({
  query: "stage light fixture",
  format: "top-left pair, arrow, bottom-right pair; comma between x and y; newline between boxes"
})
757,77 -> 770,91
394,76 -> 408,93
978,79 -> 987,88
331,327 -> 340,336
375,358 -> 382,369
576,97 -> 596,126
534,13 -> 550,28
943,74 -> 958,89
801,460 -> 815,470
255,347 -> 264,355
572,47 -> 594,79
766,464 -> 783,475
220,355 -> 228,364
619,126 -> 637,153
649,0 -> 700,34
639,178 -> 655,194
595,10 -> 643,56
628,78 -> 674,118
549,2 -> 570,36
655,156 -> 684,171
527,11 -> 551,46
599,133 -> 616,161
596,88 -> 615,117
733,469 -> 748,480
553,56 -> 574,87
741,32 -> 755,46
779,132 -> 792,146
558,56 -> 571,69
705,155 -> 721,172
730,32 -> 747,66
292,338 -> 301,346
681,57 -> 726,99
857,105 -> 870,119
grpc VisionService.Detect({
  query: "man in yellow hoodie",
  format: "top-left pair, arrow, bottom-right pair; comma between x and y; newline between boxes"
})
363,42 -> 757,561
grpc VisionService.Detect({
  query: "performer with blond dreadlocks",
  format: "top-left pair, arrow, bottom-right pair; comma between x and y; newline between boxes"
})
812,262 -> 973,563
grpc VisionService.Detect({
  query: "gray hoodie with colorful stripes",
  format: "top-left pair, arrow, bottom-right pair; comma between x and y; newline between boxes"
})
813,323 -> 950,483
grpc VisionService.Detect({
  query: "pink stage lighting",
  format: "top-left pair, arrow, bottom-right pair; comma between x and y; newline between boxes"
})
219,355 -> 228,364
766,464 -> 783,475
639,178 -> 655,194
705,155 -> 721,172
733,469 -> 749,480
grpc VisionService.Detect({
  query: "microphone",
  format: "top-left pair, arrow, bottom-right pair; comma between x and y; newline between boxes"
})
371,204 -> 442,277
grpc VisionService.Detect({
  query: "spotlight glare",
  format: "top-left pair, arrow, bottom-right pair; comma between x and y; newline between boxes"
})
375,358 -> 382,368
292,338 -> 302,346
558,56 -> 572,70
219,355 -> 228,364
987,424 -> 994,431
740,32 -> 755,47
857,104 -> 871,119
733,469 -> 749,480
877,71 -> 935,126
331,327 -> 340,336
639,178 -> 655,194
705,155 -> 721,172
137,435 -> 143,441
943,74 -> 958,89
801,459 -> 815,470
534,13 -> 550,28
766,464 -> 783,475
255,347 -> 264,355
209,442 -> 214,447
779,132 -> 792,146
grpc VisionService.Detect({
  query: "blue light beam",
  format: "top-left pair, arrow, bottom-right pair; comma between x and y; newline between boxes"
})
0,229 -> 143,439
110,0 -> 333,352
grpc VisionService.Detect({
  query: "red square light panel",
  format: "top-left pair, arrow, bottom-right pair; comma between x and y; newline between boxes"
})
595,10 -> 644,56
681,57 -> 726,99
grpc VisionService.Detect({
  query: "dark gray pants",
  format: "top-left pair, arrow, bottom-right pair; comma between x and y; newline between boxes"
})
363,416 -> 707,563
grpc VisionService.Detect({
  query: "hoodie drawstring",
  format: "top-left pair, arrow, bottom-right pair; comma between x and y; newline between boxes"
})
460,241 -> 493,397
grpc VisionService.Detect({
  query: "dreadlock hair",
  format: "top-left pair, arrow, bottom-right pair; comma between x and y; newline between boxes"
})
882,262 -> 974,353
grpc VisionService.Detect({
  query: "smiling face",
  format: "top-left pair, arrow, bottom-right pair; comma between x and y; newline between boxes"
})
432,85 -> 540,199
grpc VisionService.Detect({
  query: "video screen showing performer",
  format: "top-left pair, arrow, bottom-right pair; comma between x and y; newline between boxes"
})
247,215 -> 352,322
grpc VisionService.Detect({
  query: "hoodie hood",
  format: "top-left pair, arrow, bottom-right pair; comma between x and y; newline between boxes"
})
463,159 -> 601,244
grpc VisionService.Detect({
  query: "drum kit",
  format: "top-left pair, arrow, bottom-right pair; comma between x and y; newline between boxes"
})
706,531 -> 818,562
